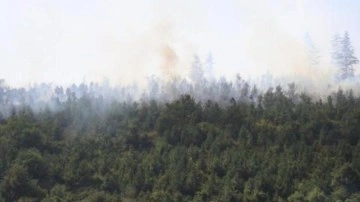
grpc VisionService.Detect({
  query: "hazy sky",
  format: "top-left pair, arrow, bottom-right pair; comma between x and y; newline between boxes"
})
1,0 -> 360,87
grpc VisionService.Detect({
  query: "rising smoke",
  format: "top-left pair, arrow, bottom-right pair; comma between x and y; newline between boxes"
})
0,0 -> 360,115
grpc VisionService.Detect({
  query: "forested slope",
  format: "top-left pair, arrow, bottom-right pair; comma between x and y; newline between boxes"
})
0,87 -> 359,201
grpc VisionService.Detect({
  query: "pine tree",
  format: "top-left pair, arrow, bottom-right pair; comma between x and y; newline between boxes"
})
332,32 -> 359,80
304,33 -> 320,67
204,52 -> 214,80
189,55 -> 204,83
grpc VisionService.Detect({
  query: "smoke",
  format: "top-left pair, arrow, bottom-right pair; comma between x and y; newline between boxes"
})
217,0 -> 360,95
91,18 -> 196,88
1,0 -> 360,95
230,1 -> 314,76
0,1 -> 197,87
160,44 -> 178,80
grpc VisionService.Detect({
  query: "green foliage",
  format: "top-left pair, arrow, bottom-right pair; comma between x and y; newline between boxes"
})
1,164 -> 45,201
0,88 -> 359,201
15,148 -> 47,179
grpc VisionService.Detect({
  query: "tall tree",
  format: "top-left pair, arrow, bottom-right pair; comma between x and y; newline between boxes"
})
331,33 -> 342,60
304,33 -> 320,67
204,52 -> 214,80
189,55 -> 204,83
332,32 -> 359,80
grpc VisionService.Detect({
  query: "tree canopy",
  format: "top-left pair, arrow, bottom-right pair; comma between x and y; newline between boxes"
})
0,83 -> 359,201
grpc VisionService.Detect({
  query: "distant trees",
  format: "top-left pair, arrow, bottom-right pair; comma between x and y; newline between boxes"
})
189,53 -> 215,83
332,32 -> 359,80
304,33 -> 320,68
204,52 -> 214,80
189,55 -> 204,83
302,31 -> 359,80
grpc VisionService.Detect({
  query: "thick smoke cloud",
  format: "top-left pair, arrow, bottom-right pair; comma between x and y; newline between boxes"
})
0,0 -> 360,96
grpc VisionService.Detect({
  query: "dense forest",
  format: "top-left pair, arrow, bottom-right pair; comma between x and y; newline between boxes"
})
3,0 -> 360,201
0,80 -> 359,201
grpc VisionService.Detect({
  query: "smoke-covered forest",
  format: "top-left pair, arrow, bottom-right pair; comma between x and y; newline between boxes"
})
2,0 -> 360,201
1,42 -> 360,201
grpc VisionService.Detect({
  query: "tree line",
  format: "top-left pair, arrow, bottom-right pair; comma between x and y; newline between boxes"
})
0,84 -> 359,201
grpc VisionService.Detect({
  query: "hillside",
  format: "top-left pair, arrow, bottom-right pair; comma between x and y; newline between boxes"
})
0,86 -> 359,202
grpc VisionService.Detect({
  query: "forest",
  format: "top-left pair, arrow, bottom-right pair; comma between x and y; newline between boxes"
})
0,76 -> 359,201
0,31 -> 358,202
2,0 -> 360,201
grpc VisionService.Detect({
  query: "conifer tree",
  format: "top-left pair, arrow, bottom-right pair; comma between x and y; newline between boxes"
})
332,32 -> 359,80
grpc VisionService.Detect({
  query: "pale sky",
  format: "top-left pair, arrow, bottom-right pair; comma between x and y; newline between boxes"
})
1,0 -> 360,87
